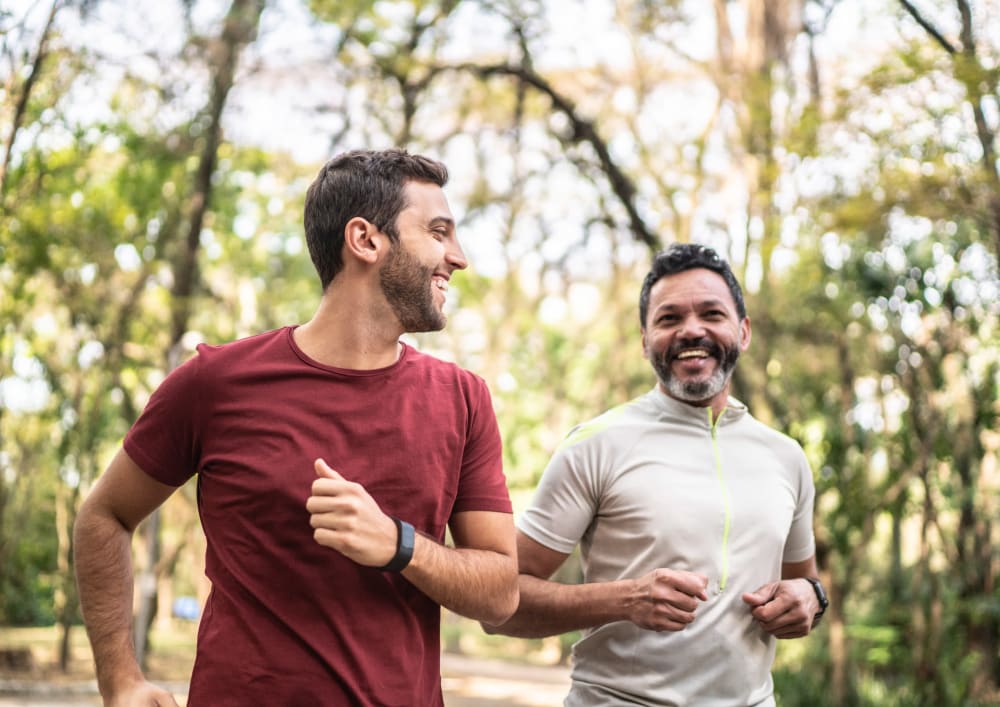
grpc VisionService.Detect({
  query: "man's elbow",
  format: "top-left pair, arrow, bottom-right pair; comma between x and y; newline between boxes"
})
480,571 -> 519,626
72,496 -> 105,546
476,568 -> 521,630
479,593 -> 518,634
480,618 -> 506,636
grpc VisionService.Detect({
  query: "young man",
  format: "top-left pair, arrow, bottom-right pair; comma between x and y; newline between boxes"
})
74,149 -> 518,706
486,244 -> 827,706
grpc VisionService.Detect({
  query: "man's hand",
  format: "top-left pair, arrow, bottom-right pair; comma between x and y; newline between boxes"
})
627,569 -> 709,632
105,680 -> 180,706
742,578 -> 818,638
306,458 -> 398,567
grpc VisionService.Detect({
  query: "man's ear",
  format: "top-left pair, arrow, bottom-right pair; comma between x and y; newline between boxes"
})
641,328 -> 650,360
343,217 -> 388,266
739,316 -> 752,352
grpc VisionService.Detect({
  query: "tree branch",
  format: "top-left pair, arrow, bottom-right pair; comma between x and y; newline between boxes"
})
0,0 -> 62,202
899,0 -> 957,54
451,61 -> 660,252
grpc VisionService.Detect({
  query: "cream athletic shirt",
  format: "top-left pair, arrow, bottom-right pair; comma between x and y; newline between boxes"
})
518,388 -> 816,707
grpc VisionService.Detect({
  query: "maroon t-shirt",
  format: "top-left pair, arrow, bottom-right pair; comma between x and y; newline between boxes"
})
124,327 -> 512,706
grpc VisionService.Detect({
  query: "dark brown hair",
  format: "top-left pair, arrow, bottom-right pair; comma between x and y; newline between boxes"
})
303,149 -> 449,290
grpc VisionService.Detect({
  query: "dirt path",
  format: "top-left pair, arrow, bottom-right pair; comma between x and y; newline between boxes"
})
0,653 -> 571,706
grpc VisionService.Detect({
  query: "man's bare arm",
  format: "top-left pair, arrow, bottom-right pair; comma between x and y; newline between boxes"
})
483,532 -> 708,638
307,459 -> 517,625
73,449 -> 180,705
402,510 -> 518,625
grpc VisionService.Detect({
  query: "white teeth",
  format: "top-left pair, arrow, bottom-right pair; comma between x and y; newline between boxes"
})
433,278 -> 448,291
676,349 -> 708,359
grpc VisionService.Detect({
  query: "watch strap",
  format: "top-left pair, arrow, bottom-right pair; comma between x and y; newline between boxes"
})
804,576 -> 828,625
379,517 -> 415,572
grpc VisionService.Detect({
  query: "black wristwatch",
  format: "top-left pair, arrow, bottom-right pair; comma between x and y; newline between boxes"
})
803,577 -> 828,626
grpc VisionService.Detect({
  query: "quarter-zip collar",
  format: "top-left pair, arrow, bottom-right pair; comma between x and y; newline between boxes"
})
647,386 -> 748,428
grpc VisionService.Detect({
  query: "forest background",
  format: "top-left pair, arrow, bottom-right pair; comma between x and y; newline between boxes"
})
0,0 -> 998,705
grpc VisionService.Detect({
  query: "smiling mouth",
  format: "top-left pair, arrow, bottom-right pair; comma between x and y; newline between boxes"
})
432,276 -> 449,292
675,349 -> 710,360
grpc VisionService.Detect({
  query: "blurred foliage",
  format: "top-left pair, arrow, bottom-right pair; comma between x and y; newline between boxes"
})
1,0 -> 998,704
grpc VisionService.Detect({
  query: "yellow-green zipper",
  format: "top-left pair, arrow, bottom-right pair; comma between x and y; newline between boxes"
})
709,407 -> 732,592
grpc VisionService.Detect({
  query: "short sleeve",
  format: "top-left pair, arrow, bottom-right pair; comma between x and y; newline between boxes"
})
782,447 -> 816,563
517,433 -> 602,555
123,352 -> 205,487
451,374 -> 512,515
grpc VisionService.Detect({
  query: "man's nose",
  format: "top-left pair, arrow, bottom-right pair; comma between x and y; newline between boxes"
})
677,315 -> 707,339
446,239 -> 468,271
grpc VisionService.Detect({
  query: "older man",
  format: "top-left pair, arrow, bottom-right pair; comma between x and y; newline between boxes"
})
487,243 -> 826,707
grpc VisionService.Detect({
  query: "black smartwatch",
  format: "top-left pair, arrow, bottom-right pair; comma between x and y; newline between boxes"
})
379,517 -> 415,572
803,577 -> 828,625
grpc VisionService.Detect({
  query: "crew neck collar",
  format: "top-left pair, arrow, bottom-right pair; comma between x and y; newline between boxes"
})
285,325 -> 410,376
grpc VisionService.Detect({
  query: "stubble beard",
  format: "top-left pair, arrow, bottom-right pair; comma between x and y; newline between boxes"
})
379,242 -> 446,333
652,338 -> 741,404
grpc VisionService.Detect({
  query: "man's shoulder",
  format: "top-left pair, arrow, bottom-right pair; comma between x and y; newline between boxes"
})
738,411 -> 809,462
404,344 -> 485,385
193,327 -> 287,360
169,327 -> 287,377
556,394 -> 652,453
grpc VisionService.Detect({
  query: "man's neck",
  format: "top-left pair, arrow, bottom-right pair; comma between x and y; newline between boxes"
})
294,287 -> 404,370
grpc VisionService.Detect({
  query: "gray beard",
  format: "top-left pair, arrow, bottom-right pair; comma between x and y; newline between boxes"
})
663,365 -> 731,403
651,341 -> 740,405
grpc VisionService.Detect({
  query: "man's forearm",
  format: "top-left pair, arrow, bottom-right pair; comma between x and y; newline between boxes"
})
73,507 -> 144,697
400,535 -> 518,625
484,574 -> 633,638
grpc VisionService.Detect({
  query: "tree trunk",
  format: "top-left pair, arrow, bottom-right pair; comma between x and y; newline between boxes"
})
52,375 -> 86,673
133,0 -> 266,670
957,377 -> 999,698
55,481 -> 80,672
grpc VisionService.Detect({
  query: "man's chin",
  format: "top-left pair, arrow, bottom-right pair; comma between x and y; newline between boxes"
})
668,383 -> 713,403
662,372 -> 728,404
428,309 -> 447,331
406,315 -> 447,333
670,370 -> 714,391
